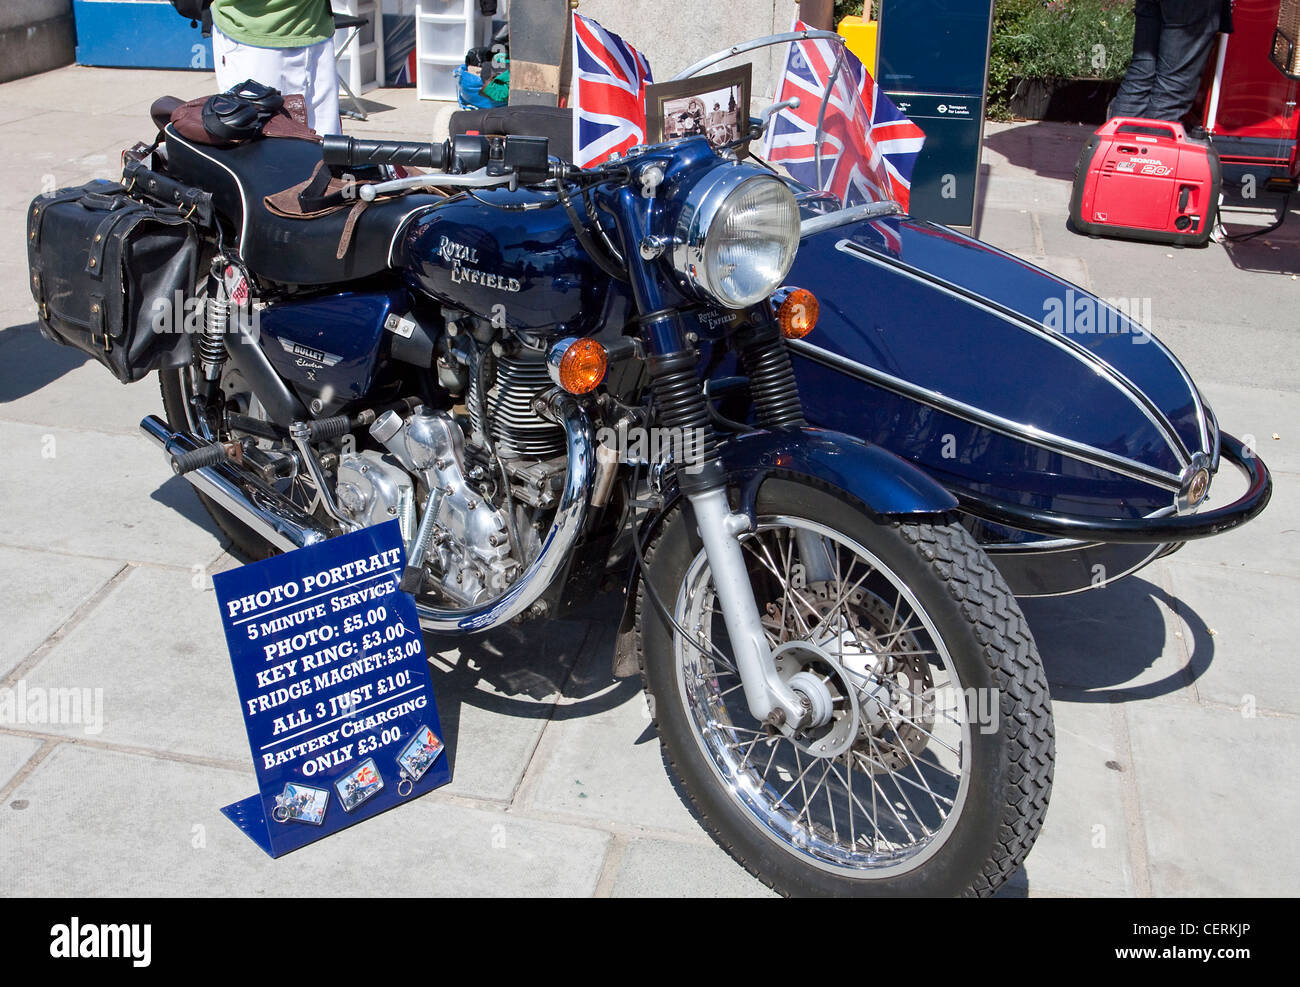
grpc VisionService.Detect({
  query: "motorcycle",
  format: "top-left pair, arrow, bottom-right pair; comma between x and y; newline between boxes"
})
22,32 -> 1268,897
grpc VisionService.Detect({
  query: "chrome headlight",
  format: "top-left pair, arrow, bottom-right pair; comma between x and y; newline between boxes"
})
671,168 -> 800,309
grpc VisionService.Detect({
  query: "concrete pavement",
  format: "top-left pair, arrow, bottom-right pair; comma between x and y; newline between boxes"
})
0,67 -> 1296,896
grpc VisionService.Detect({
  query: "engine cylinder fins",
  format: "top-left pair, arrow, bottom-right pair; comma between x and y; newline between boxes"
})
469,350 -> 567,459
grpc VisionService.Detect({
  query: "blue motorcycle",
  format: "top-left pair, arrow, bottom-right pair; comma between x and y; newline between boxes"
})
23,33 -> 1268,897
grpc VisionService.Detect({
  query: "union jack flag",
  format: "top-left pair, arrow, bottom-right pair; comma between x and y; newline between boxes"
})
571,13 -> 654,168
763,22 -> 924,214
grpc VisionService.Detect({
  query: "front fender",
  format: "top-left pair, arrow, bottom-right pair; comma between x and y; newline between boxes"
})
720,426 -> 958,518
610,426 -> 955,677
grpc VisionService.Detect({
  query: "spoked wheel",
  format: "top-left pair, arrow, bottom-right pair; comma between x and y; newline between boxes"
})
637,478 -> 1054,897
159,352 -> 323,562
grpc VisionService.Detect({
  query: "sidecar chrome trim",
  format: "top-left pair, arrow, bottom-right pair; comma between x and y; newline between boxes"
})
800,201 -> 902,238
412,391 -> 595,633
787,337 -> 1184,492
931,226 -> 1214,457
834,239 -> 1194,472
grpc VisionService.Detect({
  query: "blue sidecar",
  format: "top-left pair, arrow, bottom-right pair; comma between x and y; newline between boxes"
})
666,31 -> 1272,598
749,206 -> 1271,596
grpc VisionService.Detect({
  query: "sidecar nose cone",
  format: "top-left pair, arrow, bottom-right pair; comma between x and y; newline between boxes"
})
1177,453 -> 1213,512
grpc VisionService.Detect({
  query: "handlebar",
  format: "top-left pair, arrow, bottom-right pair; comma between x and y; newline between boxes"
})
320,133 -> 553,186
320,135 -> 450,169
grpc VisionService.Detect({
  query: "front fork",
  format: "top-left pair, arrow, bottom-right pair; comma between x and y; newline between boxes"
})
609,182 -> 815,729
643,314 -> 812,730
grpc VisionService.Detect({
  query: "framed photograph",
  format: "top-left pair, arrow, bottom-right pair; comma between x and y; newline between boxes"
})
334,758 -> 384,812
645,64 -> 752,151
397,725 -> 445,783
272,782 -> 330,826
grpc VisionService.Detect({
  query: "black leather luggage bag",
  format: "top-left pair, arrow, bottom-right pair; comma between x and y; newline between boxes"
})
27,180 -> 200,384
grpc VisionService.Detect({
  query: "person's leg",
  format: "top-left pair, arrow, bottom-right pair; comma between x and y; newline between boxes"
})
1110,0 -> 1163,118
306,39 -> 342,135
1146,0 -> 1222,121
282,39 -> 342,134
211,24 -> 287,94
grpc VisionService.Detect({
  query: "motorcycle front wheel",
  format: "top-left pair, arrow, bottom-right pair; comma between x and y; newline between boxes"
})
637,478 -> 1054,897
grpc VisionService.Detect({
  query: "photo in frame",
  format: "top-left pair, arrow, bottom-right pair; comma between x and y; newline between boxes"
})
645,64 -> 753,151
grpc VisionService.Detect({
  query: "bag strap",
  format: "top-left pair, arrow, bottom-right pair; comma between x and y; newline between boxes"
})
85,201 -> 151,278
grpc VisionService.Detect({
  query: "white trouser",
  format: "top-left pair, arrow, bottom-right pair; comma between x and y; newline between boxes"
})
211,25 -> 342,135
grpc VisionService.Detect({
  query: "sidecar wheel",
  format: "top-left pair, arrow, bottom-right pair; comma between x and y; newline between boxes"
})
637,479 -> 1054,897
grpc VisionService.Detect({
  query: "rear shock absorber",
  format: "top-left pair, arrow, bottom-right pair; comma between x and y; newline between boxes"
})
197,258 -> 232,401
735,323 -> 805,429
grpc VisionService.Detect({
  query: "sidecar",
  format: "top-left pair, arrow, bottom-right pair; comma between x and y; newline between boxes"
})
767,205 -> 1271,596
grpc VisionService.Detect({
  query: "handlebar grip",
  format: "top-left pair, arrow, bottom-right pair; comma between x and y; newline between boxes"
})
320,135 -> 448,169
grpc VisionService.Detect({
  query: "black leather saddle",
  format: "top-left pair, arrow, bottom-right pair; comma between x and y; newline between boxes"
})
163,124 -> 445,286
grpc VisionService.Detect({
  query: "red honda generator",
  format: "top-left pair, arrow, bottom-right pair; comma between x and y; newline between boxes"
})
1069,117 -> 1222,246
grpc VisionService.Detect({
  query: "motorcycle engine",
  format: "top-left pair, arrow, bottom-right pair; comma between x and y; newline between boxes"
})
337,331 -> 568,607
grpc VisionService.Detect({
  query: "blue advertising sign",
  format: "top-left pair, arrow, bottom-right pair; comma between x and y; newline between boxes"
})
877,0 -> 995,231
213,520 -> 449,857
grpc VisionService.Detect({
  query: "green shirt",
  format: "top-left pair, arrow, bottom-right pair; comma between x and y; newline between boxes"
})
211,0 -> 335,49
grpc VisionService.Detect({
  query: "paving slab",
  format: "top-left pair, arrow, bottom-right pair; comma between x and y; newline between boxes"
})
974,206 -> 1037,257
1164,564 -> 1300,715
1019,569 -> 1198,705
0,327 -> 163,436
1172,467 -> 1299,578
1125,702 -> 1300,896
609,836 -> 773,897
0,735 -> 43,792
0,421 -> 226,568
422,616 -> 597,803
18,564 -> 249,761
1018,700 -> 1134,896
0,545 -> 122,679
516,624 -> 706,839
0,743 -> 610,897
1196,381 -> 1298,475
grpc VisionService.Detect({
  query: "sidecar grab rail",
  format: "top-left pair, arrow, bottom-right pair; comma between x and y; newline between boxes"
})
671,30 -> 844,80
949,433 -> 1271,544
800,200 -> 903,237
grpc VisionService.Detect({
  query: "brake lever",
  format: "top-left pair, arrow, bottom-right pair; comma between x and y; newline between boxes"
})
359,167 -> 519,201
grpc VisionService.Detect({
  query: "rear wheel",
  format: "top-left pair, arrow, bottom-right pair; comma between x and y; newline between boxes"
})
159,361 -> 299,561
637,478 -> 1054,897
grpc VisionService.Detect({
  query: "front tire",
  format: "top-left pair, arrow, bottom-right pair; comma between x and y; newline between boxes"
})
637,479 -> 1054,897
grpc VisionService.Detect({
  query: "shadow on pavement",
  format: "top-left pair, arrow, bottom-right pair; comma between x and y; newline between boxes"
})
0,319 -> 88,401
983,120 -> 1090,180
1021,573 -> 1214,703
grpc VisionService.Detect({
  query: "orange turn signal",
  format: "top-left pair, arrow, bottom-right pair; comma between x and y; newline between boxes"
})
777,288 -> 818,339
549,337 -> 607,395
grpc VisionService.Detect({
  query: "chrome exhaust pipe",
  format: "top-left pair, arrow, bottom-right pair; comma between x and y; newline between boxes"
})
140,415 -> 330,552
414,391 -> 594,633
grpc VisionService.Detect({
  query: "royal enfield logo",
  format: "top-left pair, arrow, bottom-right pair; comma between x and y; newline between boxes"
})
438,235 -> 521,293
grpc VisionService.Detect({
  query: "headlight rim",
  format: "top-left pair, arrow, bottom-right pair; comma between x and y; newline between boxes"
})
670,168 -> 800,310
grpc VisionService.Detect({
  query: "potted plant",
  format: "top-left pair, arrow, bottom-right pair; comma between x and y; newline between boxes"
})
989,0 -> 1134,121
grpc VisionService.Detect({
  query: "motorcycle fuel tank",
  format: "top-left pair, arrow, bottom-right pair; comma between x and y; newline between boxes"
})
396,187 -> 630,337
